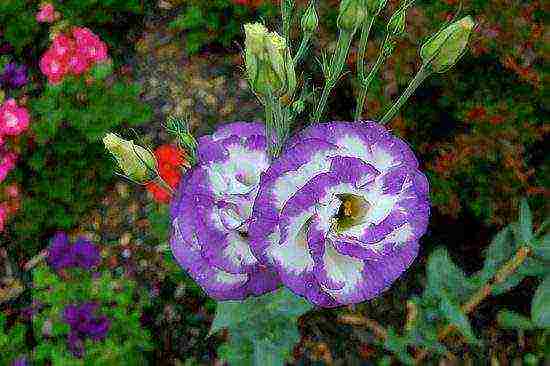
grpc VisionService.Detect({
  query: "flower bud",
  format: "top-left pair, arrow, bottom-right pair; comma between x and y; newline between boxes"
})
103,133 -> 156,183
337,0 -> 367,32
420,16 -> 475,73
301,1 -> 318,34
244,23 -> 296,99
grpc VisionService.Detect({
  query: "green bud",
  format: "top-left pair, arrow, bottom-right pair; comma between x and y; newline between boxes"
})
0,89 -> 4,104
366,0 -> 388,16
337,0 -> 367,32
387,7 -> 407,37
420,16 -> 475,73
301,1 -> 318,34
103,133 -> 156,183
244,23 -> 296,99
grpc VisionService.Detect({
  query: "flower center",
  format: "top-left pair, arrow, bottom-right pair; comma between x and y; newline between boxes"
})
335,194 -> 370,231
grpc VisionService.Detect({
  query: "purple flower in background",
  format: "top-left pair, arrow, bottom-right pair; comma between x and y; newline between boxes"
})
47,232 -> 76,271
1,62 -> 27,89
10,356 -> 28,366
47,232 -> 101,271
249,121 -> 430,307
63,302 -> 111,357
72,237 -> 101,269
169,122 -> 280,300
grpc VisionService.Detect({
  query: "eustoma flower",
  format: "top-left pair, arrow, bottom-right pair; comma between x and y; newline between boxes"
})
169,122 -> 280,300
249,121 -> 430,307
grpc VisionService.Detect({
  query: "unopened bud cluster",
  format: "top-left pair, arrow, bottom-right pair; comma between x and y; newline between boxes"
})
244,23 -> 296,100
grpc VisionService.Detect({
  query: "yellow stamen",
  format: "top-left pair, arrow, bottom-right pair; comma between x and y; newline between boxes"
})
343,200 -> 353,217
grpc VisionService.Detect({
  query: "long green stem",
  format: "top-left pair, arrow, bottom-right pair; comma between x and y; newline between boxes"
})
357,17 -> 375,82
311,30 -> 354,123
354,41 -> 386,121
379,64 -> 431,125
293,34 -> 311,66
264,100 -> 276,159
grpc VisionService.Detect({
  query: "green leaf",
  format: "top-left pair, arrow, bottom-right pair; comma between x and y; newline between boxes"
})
383,328 -> 415,365
531,275 -> 550,328
439,292 -> 479,345
497,309 -> 535,330
476,226 -> 514,284
532,234 -> 550,261
425,247 -> 477,302
518,198 -> 534,245
211,288 -> 313,365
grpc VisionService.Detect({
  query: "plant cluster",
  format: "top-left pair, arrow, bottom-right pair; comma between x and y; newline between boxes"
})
28,232 -> 154,364
167,0 -> 279,55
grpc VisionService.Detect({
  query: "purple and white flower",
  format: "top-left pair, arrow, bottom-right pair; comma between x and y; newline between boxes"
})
249,121 -> 430,307
169,122 -> 280,300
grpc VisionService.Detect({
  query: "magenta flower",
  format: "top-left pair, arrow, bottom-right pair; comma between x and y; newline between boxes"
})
0,150 -> 17,183
249,121 -> 430,307
36,3 -> 56,23
169,122 -> 280,300
73,27 -> 108,63
0,99 -> 30,136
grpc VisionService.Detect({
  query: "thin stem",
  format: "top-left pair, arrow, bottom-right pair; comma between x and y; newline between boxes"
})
264,100 -> 276,159
379,64 -> 430,125
354,41 -> 386,121
293,34 -> 312,66
311,30 -> 354,123
357,17 -> 375,82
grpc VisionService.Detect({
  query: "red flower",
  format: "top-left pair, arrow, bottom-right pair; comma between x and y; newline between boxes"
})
145,144 -> 188,204
466,106 -> 486,121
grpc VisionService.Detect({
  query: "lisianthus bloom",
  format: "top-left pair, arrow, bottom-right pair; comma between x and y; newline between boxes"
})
0,62 -> 27,89
47,232 -> 101,271
36,3 -> 56,23
63,302 -> 110,357
169,122 -> 280,300
0,98 -> 30,136
145,144 -> 187,204
249,121 -> 430,307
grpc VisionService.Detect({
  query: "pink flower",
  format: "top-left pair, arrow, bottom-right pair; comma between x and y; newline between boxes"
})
51,34 -> 75,59
4,184 -> 19,198
0,99 -> 30,136
36,3 -> 56,23
73,27 -> 108,62
68,53 -> 89,75
0,203 -> 7,232
39,49 -> 69,84
0,151 -> 17,183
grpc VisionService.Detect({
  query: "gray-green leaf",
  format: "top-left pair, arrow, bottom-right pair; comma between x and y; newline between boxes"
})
497,309 -> 535,330
531,275 -> 550,328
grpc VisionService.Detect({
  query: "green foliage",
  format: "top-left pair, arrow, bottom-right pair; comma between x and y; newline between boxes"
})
497,310 -> 535,331
531,275 -> 550,328
386,201 -> 550,361
210,288 -> 313,365
8,128 -> 114,256
0,0 -> 143,56
32,263 -> 153,364
0,312 -> 29,365
30,68 -> 151,144
168,0 -> 278,55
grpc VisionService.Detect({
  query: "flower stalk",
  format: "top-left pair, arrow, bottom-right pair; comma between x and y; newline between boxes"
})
379,62 -> 430,124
